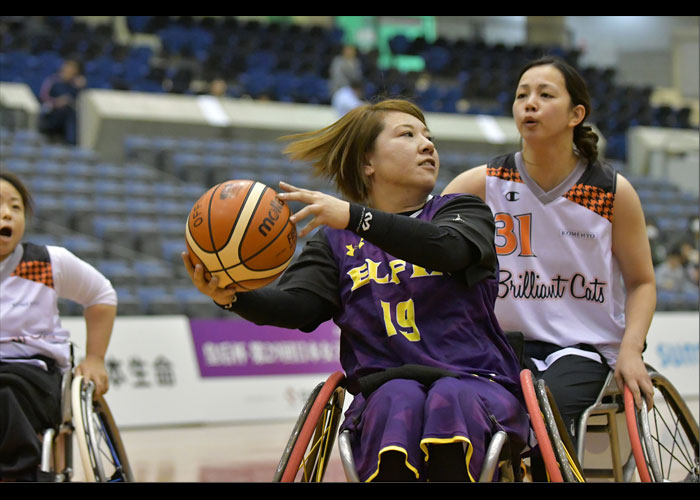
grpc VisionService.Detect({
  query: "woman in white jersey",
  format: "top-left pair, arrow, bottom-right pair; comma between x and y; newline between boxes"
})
443,57 -> 656,479
0,172 -> 117,481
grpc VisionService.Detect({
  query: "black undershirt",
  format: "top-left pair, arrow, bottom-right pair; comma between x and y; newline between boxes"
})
223,194 -> 497,332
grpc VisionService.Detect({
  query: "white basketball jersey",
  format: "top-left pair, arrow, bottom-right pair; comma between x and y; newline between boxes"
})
485,152 -> 626,368
0,243 -> 117,372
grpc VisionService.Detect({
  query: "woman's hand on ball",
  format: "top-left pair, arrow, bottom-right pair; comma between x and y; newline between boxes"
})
181,252 -> 237,306
278,181 -> 350,239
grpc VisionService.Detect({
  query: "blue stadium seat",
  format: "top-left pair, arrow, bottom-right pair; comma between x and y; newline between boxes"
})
172,286 -> 220,317
62,234 -> 104,261
133,260 -> 172,286
113,286 -> 145,315
136,285 -> 180,315
97,258 -> 137,287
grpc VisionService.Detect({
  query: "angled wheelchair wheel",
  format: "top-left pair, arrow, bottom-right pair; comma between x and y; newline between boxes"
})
71,376 -> 134,482
625,370 -> 699,482
521,370 -> 564,482
535,378 -> 585,482
274,371 -> 346,482
520,369 -> 585,482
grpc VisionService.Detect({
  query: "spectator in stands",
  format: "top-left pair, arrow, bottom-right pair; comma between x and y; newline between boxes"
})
655,243 -> 696,293
38,58 -> 86,145
207,77 -> 228,97
0,172 -> 117,481
331,78 -> 364,117
646,219 -> 667,267
330,44 -> 365,116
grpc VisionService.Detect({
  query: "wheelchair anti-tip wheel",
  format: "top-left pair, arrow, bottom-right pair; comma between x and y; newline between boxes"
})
71,375 -> 133,482
274,371 -> 346,482
625,370 -> 699,483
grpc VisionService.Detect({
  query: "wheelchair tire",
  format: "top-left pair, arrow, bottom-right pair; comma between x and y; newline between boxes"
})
534,378 -> 585,482
274,371 -> 346,482
71,375 -> 134,482
624,369 -> 699,483
520,369 -> 564,482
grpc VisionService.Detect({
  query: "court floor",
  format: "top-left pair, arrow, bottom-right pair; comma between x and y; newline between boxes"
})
71,399 -> 699,483
74,419 -> 347,482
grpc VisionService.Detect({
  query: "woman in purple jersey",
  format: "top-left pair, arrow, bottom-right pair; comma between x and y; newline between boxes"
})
183,99 -> 529,482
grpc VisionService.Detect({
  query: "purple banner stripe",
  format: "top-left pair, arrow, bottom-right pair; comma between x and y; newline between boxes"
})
190,319 -> 342,377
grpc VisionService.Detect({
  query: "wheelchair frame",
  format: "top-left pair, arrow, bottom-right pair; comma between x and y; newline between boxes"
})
523,364 -> 699,483
274,371 -> 524,482
39,369 -> 133,482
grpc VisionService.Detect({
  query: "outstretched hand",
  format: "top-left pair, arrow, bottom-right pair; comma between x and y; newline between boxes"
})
277,181 -> 351,239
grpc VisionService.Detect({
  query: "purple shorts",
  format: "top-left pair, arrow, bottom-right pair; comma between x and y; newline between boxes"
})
340,375 -> 529,482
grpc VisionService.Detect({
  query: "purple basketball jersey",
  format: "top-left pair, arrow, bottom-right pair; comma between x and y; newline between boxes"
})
323,195 -> 522,394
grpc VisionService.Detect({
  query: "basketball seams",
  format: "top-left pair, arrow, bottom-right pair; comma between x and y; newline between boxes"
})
186,179 -> 297,291
219,182 -> 268,288
239,189 -> 296,272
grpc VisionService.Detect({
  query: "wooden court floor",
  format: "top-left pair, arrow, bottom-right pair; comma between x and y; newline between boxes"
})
73,420 -> 347,483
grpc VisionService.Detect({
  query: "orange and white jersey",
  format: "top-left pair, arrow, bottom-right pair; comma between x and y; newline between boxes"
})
485,152 -> 626,369
0,242 -> 117,372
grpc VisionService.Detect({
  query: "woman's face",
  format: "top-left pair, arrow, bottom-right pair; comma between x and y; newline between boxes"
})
0,179 -> 26,262
512,64 -> 585,143
364,111 -> 439,197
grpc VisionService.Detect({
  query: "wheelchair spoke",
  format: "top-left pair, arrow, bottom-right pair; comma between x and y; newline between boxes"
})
648,401 -> 698,481
637,377 -> 700,483
299,399 -> 341,481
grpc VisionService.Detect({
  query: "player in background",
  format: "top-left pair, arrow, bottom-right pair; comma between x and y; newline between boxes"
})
0,172 -> 117,481
442,57 -> 656,480
183,99 -> 529,482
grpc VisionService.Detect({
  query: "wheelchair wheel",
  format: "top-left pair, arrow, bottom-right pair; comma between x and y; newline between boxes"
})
520,369 -> 564,482
520,369 -> 585,482
71,376 -> 134,482
624,370 -> 699,482
534,378 -> 585,482
274,371 -> 346,482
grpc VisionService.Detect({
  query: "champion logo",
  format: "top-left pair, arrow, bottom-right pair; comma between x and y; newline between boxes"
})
505,191 -> 520,202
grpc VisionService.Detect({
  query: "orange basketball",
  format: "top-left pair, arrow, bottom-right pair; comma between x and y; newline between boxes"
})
185,179 -> 297,291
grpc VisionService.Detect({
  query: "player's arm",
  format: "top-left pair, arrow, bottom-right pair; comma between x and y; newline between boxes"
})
611,174 -> 657,409
52,246 -> 117,396
181,233 -> 339,332
277,181 -> 495,274
79,303 -> 116,396
441,165 -> 487,200
344,194 -> 496,276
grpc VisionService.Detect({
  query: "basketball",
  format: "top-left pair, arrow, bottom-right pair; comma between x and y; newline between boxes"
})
185,179 -> 297,291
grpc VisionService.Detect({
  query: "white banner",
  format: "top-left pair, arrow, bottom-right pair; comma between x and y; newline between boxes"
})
62,315 -> 342,428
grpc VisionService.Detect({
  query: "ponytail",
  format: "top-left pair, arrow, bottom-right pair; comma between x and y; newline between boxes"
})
574,123 -> 599,164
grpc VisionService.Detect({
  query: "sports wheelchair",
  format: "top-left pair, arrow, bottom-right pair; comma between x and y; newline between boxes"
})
521,364 -> 699,483
38,365 -> 133,482
272,370 -> 525,483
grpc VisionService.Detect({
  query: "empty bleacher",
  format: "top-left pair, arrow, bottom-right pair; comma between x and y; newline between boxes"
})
1,16 -> 697,315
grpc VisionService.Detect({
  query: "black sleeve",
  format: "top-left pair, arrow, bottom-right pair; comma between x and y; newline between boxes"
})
220,230 -> 340,332
346,195 -> 497,283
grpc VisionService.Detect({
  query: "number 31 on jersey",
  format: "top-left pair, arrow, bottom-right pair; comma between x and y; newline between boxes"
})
495,212 -> 535,257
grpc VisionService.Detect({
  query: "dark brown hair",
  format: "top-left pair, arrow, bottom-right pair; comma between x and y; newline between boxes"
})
0,171 -> 33,217
518,57 -> 599,164
281,99 -> 428,203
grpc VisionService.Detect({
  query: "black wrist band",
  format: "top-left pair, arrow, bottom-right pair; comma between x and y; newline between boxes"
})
347,203 -> 372,234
